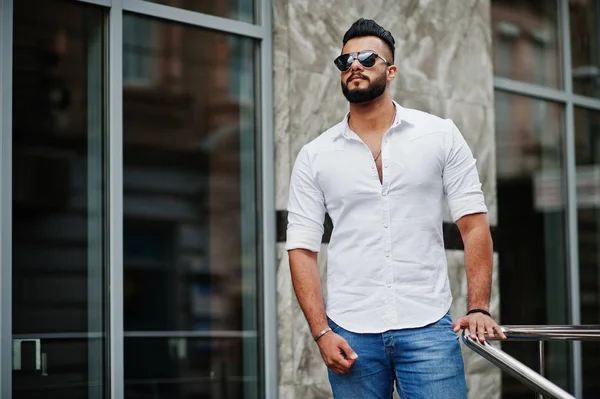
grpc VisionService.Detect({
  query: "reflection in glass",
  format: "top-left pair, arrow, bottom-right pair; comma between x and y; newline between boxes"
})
491,0 -> 561,88
147,0 -> 254,24
11,0 -> 106,398
574,107 -> 600,397
122,13 -> 259,399
495,91 -> 571,397
570,0 -> 600,98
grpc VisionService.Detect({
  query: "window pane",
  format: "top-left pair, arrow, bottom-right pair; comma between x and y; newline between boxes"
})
492,0 -> 561,88
570,0 -> 600,98
495,91 -> 571,397
12,0 -> 106,397
147,0 -> 254,24
574,107 -> 600,397
122,14 -> 259,399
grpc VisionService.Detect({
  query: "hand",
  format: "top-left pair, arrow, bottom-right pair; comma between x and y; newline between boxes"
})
452,312 -> 507,342
316,331 -> 358,374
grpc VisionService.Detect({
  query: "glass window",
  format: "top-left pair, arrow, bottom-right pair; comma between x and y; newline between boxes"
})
11,0 -> 106,398
147,0 -> 255,24
570,0 -> 600,98
495,91 -> 571,397
122,13 -> 259,399
123,13 -> 156,85
492,0 -> 561,88
574,107 -> 600,396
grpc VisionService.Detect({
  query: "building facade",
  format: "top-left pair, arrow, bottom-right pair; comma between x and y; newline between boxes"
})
0,0 -> 598,398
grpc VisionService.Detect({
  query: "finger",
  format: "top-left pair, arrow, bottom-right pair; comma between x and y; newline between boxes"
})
477,320 -> 486,342
334,355 -> 352,372
452,319 -> 461,332
494,324 -> 507,340
469,319 -> 477,340
340,340 -> 358,361
486,323 -> 495,339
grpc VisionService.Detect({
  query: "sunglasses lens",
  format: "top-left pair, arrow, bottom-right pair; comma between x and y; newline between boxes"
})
334,55 -> 352,71
358,52 -> 377,67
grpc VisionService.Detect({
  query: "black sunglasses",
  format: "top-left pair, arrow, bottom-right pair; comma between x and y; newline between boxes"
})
333,50 -> 390,72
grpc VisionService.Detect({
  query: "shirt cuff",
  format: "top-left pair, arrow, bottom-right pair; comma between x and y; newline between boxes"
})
449,193 -> 488,222
285,225 -> 323,252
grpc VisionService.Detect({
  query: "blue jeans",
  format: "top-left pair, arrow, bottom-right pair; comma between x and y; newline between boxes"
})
327,312 -> 467,399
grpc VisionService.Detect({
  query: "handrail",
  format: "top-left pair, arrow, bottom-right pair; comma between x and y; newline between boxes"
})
462,325 -> 600,399
462,330 -> 575,399
492,325 -> 600,341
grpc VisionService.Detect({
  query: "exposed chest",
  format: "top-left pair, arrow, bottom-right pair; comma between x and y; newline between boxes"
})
314,133 -> 446,205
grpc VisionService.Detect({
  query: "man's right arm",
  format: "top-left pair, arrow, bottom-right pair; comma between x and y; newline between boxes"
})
289,248 -> 357,374
286,147 -> 357,374
289,249 -> 328,337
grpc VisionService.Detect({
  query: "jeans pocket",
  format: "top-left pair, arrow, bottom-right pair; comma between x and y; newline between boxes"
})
327,317 -> 342,333
431,312 -> 453,329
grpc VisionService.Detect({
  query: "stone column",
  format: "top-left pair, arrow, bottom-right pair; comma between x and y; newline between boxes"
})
274,1 -> 500,397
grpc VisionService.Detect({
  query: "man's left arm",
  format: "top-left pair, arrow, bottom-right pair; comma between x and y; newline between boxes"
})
441,120 -> 506,342
451,213 -> 506,342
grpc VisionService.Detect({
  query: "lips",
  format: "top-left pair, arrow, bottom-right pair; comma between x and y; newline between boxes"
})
348,74 -> 367,83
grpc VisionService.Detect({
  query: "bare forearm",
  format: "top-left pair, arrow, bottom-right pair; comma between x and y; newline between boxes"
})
289,249 -> 328,336
463,225 -> 493,311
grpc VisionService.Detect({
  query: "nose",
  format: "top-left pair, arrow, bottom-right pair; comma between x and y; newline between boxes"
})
349,57 -> 363,72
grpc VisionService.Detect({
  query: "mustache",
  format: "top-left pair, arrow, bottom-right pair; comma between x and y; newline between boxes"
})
347,73 -> 369,84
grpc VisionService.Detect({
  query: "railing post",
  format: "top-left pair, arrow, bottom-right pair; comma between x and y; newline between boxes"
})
537,340 -> 545,399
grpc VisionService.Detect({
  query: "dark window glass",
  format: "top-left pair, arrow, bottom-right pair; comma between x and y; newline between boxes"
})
574,107 -> 600,397
147,0 -> 254,24
492,0 -> 561,88
570,1 -> 600,98
122,13 -> 260,399
12,1 -> 106,398
495,91 -> 571,398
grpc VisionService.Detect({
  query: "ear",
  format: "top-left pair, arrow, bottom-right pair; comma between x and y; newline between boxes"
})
387,65 -> 397,82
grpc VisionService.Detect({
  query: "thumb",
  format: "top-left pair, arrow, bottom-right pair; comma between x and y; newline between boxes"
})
453,317 -> 465,332
340,340 -> 358,360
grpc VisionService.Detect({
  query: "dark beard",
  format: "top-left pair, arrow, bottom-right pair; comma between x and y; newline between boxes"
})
341,72 -> 387,104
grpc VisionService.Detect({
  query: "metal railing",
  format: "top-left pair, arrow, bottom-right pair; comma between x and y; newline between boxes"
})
462,325 -> 600,399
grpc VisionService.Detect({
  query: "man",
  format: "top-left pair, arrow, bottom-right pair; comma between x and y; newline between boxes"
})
285,18 -> 506,399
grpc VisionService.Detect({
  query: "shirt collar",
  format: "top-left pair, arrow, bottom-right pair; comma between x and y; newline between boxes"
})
337,100 -> 407,140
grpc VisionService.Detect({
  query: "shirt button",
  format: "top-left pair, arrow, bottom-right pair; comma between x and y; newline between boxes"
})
371,165 -> 375,169
382,192 -> 387,197
385,252 -> 390,258
384,223 -> 388,228
387,283 -> 392,288
384,163 -> 389,168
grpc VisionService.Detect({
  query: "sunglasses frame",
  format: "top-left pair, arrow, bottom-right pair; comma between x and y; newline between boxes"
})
333,50 -> 390,72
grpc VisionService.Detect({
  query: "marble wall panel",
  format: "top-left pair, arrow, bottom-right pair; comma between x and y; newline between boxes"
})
288,70 -> 347,162
274,67 -> 291,210
275,0 -> 498,396
273,0 -> 289,71
287,0 -> 493,105
277,244 -> 294,385
447,249 -> 502,399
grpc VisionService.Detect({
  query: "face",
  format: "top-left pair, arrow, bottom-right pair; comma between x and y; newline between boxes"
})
338,36 -> 397,104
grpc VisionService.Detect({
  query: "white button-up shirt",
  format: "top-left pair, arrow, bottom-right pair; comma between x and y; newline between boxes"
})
285,101 -> 488,333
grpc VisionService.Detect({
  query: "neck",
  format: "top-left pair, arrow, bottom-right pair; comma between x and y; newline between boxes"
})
348,92 -> 395,136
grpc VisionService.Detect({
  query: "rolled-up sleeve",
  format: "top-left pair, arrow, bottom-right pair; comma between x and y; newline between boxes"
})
285,146 -> 326,252
443,121 -> 488,222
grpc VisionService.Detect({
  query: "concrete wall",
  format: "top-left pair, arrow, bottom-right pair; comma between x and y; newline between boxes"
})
273,1 -> 501,397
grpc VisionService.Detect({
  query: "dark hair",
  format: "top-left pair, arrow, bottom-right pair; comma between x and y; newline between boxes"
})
342,19 -> 395,62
